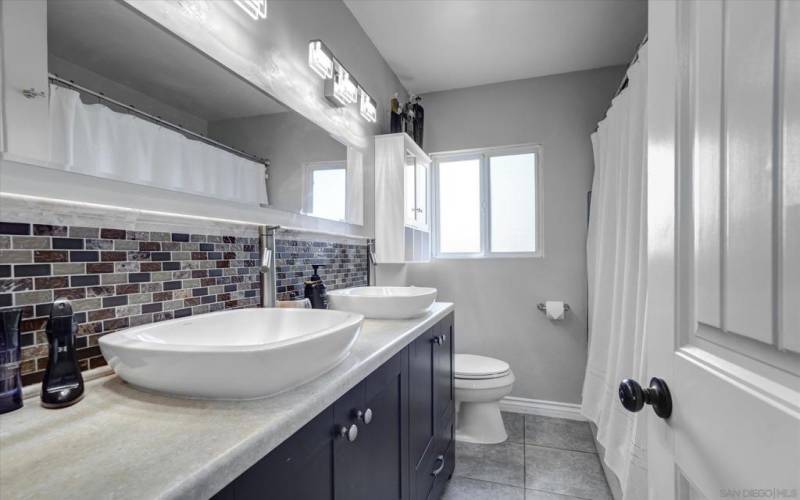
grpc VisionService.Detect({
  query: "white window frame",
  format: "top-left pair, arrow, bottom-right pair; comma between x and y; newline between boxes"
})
432,143 -> 543,259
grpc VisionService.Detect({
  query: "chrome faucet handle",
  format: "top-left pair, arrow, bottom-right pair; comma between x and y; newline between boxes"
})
260,248 -> 272,271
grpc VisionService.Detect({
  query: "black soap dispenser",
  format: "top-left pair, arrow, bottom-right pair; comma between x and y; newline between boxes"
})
304,264 -> 328,309
41,299 -> 84,408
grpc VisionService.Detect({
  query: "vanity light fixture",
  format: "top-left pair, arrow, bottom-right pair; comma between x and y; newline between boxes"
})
310,39 -> 374,123
325,61 -> 358,107
234,0 -> 267,20
308,40 -> 334,79
359,87 -> 377,123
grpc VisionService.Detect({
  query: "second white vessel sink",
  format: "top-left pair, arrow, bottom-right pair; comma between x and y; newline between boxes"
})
99,308 -> 363,400
327,286 -> 437,319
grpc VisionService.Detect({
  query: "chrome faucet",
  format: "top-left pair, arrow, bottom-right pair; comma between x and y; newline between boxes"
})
259,225 -> 280,308
367,238 -> 377,286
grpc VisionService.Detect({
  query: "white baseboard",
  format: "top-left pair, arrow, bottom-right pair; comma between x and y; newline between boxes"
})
500,396 -> 586,421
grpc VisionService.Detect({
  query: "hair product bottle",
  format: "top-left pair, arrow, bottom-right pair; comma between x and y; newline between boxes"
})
390,93 -> 402,133
412,95 -> 424,147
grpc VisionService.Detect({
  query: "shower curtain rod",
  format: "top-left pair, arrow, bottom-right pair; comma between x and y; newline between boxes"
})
48,74 -> 270,169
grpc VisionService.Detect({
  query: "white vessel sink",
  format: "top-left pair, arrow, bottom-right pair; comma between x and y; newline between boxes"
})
327,286 -> 437,319
99,308 -> 363,400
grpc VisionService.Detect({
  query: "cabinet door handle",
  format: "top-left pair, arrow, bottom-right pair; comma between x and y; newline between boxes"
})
431,335 -> 443,345
338,424 -> 358,442
354,408 -> 373,425
431,455 -> 445,476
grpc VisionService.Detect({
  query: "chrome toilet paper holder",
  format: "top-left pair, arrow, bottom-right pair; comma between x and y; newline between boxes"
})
536,302 -> 570,314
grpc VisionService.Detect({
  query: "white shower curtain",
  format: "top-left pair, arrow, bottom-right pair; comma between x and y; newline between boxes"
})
48,84 -> 268,206
581,44 -> 648,499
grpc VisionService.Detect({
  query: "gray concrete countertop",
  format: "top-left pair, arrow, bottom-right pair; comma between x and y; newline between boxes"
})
0,302 -> 454,500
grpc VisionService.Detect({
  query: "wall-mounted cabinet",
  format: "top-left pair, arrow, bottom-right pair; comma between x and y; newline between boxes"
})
0,0 -> 50,163
375,133 -> 431,263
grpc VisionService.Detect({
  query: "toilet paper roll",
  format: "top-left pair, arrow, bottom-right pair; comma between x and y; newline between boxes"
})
545,301 -> 565,320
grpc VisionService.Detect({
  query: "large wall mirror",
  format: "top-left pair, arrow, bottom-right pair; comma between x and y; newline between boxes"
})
46,0 -> 364,225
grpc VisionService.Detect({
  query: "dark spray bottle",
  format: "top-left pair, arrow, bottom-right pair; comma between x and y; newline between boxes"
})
41,299 -> 84,408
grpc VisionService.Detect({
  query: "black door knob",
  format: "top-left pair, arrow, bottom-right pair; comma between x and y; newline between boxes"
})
618,377 -> 672,419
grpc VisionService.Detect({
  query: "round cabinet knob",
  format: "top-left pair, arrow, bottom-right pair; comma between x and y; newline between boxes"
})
339,424 -> 358,442
432,335 -> 443,345
354,408 -> 373,425
618,377 -> 673,419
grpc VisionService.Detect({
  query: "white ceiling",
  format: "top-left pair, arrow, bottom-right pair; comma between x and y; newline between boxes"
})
344,0 -> 646,94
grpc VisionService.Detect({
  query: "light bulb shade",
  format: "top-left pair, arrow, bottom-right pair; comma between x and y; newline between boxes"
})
308,40 -> 333,79
234,0 -> 267,20
359,87 -> 377,123
325,60 -> 358,106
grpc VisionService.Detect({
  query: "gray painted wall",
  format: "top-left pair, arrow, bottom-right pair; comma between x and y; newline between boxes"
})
406,66 -> 624,404
209,112 -> 347,216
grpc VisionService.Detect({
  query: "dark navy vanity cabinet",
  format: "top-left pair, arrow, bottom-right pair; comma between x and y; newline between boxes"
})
213,313 -> 455,500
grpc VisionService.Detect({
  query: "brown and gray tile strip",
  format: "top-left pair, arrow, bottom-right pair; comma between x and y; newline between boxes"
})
0,222 -> 369,387
0,222 -> 261,386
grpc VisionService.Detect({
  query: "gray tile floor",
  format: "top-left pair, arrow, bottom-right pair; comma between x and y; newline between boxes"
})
442,412 -> 613,500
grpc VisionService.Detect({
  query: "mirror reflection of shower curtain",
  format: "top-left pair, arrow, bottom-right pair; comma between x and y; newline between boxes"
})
581,45 -> 648,499
48,84 -> 268,206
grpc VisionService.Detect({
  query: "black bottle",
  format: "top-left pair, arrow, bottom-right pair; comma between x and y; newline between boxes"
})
402,99 -> 414,139
412,95 -> 424,147
41,299 -> 84,408
304,264 -> 328,309
390,93 -> 402,133
0,308 -> 24,414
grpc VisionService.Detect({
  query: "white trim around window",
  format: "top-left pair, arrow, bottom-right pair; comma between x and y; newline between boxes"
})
431,143 -> 543,259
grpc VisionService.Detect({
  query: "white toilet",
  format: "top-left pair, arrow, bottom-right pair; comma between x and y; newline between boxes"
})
454,354 -> 515,444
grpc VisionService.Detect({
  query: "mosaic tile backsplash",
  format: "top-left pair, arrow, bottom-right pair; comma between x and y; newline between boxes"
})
0,221 -> 261,386
0,219 -> 370,387
275,238 -> 368,301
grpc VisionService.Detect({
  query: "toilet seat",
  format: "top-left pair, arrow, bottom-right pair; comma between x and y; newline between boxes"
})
455,354 -> 511,380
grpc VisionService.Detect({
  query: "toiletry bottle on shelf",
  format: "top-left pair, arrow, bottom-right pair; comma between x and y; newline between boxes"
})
304,264 -> 329,309
412,95 -> 424,147
390,93 -> 402,133
41,299 -> 84,408
403,98 -> 415,139
0,308 -> 24,414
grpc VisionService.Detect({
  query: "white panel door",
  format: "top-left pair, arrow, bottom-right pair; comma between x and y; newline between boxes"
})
646,1 -> 800,498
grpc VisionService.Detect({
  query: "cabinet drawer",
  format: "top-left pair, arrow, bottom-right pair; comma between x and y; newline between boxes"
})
414,408 -> 454,500
426,437 -> 454,500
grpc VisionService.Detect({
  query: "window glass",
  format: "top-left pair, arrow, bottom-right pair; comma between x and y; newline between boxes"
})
311,168 -> 346,221
438,158 -> 481,253
489,153 -> 536,252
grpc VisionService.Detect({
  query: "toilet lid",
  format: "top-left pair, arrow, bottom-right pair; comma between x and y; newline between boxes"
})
454,354 -> 511,380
